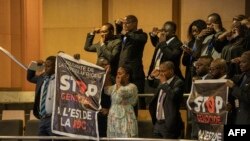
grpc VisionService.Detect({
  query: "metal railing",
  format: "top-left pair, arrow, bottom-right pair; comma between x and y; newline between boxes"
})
138,93 -> 190,97
0,136 -> 196,141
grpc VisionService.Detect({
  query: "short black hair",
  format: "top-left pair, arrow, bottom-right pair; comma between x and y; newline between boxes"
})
120,64 -> 134,83
161,61 -> 175,71
163,21 -> 177,33
242,50 -> 250,61
126,15 -> 138,23
103,22 -> 114,33
199,55 -> 214,66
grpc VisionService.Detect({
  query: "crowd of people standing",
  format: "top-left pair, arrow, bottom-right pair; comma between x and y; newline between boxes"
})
27,13 -> 250,140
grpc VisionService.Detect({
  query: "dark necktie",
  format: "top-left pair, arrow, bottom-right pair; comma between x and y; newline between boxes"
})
190,44 -> 197,63
240,75 -> 247,87
40,76 -> 50,116
206,36 -> 215,56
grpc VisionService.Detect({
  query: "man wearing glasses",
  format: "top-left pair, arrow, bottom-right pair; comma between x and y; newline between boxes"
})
148,61 -> 184,139
115,15 -> 148,110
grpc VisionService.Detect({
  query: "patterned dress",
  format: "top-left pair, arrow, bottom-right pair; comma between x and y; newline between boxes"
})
105,83 -> 138,137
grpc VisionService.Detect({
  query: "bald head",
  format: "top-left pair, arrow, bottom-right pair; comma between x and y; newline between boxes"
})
209,58 -> 227,79
195,56 -> 214,77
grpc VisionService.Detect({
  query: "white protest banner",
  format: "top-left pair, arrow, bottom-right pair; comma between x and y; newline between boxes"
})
52,53 -> 106,140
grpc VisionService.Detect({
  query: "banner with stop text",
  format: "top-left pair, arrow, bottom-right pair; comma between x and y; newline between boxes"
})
187,79 -> 228,141
52,53 -> 106,140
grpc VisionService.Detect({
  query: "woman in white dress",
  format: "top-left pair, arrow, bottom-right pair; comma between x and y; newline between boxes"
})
104,65 -> 138,138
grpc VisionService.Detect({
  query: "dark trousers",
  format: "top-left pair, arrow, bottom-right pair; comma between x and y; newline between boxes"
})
97,114 -> 108,137
39,116 -> 62,141
153,120 -> 182,139
39,117 -> 53,136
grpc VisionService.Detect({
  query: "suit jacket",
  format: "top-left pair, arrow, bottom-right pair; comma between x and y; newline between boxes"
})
149,76 -> 184,135
230,72 -> 250,124
27,69 -> 48,119
182,39 -> 196,93
148,35 -> 183,87
221,37 -> 246,78
84,33 -> 122,76
118,29 -> 148,93
194,29 -> 226,59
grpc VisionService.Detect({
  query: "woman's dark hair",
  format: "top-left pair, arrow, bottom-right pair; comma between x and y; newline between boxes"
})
121,65 -> 134,83
187,19 -> 207,41
126,15 -> 138,23
232,21 -> 248,37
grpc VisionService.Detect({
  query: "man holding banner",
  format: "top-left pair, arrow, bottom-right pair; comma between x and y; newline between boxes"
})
49,53 -> 105,139
51,53 -> 106,140
27,56 -> 57,139
27,53 -> 106,140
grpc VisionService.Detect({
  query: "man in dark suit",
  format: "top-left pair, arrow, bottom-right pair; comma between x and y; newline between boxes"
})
147,21 -> 183,88
96,57 -> 111,137
27,56 -> 56,138
226,50 -> 250,124
115,15 -> 148,109
149,61 -> 184,139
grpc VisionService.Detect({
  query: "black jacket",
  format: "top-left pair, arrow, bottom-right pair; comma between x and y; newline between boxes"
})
149,76 -> 184,137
